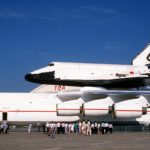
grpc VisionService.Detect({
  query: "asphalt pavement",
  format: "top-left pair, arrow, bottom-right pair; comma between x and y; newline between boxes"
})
0,132 -> 150,150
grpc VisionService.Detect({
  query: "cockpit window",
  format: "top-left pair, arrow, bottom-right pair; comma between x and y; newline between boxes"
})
49,63 -> 54,66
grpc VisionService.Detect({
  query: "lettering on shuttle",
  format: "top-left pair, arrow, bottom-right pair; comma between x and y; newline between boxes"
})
116,73 -> 126,78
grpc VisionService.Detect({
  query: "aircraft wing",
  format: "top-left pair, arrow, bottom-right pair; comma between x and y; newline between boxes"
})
57,87 -> 150,102
83,90 -> 150,101
57,91 -> 83,101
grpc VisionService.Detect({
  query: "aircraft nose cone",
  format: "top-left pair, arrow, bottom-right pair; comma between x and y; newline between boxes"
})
25,71 -> 55,84
25,73 -> 33,81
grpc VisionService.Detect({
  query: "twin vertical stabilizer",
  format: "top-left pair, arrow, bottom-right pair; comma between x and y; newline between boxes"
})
132,43 -> 150,66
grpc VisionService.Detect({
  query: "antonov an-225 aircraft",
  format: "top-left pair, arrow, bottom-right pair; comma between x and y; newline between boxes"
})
1,43 -> 150,125
1,86 -> 150,125
25,43 -> 150,89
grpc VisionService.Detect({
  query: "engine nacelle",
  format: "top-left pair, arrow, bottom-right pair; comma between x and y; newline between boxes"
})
136,108 -> 150,125
56,101 -> 82,116
82,98 -> 113,116
112,103 -> 147,119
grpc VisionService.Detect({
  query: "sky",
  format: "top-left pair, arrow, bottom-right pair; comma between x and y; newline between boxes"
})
0,0 -> 150,92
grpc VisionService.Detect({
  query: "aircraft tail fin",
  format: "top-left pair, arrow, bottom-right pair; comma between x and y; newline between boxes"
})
132,43 -> 150,66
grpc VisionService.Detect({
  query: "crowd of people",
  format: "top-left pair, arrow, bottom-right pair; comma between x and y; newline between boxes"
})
30,121 -> 113,138
1,120 -> 113,137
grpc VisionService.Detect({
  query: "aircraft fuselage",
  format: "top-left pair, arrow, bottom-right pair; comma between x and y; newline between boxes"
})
0,91 -> 150,125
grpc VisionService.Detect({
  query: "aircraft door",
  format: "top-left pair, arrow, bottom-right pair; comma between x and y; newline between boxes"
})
2,112 -> 7,121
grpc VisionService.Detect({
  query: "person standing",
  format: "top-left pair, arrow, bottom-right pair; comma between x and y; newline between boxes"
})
0,122 -> 4,134
105,123 -> 109,134
74,122 -> 79,134
37,122 -> 41,132
101,122 -> 105,134
28,123 -> 32,134
57,122 -> 60,134
3,122 -> 8,134
42,122 -> 46,134
97,122 -> 101,134
70,123 -> 74,134
91,122 -> 94,134
86,121 -> 91,136
65,123 -> 68,134
109,124 -> 113,134
46,122 -> 50,134
50,122 -> 55,138
78,121 -> 82,134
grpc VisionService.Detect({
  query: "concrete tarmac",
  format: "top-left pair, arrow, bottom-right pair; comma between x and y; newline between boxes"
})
0,132 -> 150,150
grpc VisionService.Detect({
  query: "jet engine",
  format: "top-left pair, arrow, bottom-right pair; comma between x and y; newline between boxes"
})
82,97 -> 113,116
56,100 -> 82,116
112,98 -> 147,119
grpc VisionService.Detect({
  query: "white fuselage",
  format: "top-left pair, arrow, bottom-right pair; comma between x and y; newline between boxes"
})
55,63 -> 149,80
32,62 -> 149,80
0,92 -> 150,125
0,93 -> 79,124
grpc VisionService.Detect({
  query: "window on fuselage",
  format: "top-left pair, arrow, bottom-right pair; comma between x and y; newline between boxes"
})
49,63 -> 54,66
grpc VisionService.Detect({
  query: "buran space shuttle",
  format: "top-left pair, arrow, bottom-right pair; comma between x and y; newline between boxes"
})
25,43 -> 150,89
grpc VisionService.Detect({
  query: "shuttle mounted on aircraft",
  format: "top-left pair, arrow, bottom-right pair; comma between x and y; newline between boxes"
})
1,42 -> 150,125
25,43 -> 150,89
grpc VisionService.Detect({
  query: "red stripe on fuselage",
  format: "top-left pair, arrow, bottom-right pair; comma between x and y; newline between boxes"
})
58,109 -> 80,110
83,108 -> 108,110
0,110 -> 56,112
58,108 -> 143,112
116,110 -> 142,112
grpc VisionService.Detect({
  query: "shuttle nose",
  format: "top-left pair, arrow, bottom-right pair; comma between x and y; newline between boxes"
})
25,73 -> 33,81
25,71 -> 55,84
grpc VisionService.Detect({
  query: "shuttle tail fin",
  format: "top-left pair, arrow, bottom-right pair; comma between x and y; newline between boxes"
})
132,43 -> 150,66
